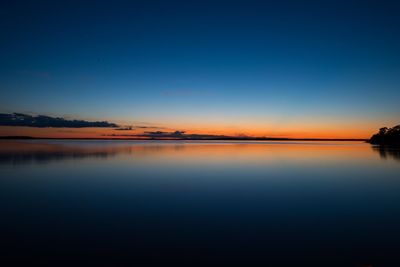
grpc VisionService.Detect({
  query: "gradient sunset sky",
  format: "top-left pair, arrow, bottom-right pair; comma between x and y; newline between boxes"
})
1,0 -> 399,138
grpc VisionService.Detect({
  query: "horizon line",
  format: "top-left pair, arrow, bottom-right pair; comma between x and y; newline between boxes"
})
0,136 -> 369,142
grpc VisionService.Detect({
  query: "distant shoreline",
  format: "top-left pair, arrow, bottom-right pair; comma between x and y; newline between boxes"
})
0,136 -> 368,142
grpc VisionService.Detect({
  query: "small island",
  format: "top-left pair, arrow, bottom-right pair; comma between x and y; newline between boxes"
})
369,125 -> 400,145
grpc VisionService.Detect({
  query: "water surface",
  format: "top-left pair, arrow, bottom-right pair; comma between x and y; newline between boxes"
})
1,140 -> 400,266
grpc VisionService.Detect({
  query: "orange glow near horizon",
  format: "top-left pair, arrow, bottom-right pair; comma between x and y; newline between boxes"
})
0,122 -> 380,139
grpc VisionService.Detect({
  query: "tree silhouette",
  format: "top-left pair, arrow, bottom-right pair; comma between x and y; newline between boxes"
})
369,125 -> 400,145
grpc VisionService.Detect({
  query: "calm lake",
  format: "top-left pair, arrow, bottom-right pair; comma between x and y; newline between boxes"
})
1,140 -> 400,266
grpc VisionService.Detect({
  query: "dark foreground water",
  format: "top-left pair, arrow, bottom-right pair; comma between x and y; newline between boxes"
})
0,140 -> 399,266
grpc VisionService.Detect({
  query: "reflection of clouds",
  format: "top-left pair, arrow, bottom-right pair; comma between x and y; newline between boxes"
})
0,141 -> 199,165
371,145 -> 400,162
0,142 -> 133,165
0,151 -> 116,165
0,140 -> 377,166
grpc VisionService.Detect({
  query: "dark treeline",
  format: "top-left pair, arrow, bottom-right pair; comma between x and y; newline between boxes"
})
369,125 -> 400,145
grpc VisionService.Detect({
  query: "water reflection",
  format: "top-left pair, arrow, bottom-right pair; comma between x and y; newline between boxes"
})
1,140 -> 400,266
0,140 -> 385,166
0,141 -> 133,165
371,145 -> 400,161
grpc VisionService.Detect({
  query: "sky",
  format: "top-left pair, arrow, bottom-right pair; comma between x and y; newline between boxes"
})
0,0 -> 399,138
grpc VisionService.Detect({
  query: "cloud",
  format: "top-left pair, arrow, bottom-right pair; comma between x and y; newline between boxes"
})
114,126 -> 133,131
0,113 -> 119,128
106,130 -> 233,140
140,131 -> 234,139
143,131 -> 186,138
114,125 -> 164,131
135,125 -> 160,129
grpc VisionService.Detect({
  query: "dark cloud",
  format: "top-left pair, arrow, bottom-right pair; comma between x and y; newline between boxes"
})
0,113 -> 118,128
107,130 -> 233,140
114,126 -> 133,131
141,131 -> 233,139
143,131 -> 185,138
114,126 -> 162,131
135,125 -> 160,129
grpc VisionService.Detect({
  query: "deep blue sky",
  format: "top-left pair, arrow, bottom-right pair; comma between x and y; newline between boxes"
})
0,0 -> 399,137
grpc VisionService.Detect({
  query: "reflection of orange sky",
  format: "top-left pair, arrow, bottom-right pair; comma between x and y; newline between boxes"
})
0,140 -> 374,163
118,141 -> 373,163
0,122 -> 378,139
